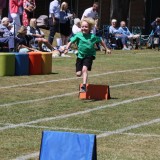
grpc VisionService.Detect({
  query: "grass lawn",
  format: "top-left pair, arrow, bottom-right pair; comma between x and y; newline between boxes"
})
0,49 -> 160,160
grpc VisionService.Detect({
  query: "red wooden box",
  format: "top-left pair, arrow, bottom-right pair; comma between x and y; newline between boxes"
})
79,84 -> 110,100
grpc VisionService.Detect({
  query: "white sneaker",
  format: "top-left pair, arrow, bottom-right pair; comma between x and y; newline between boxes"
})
61,53 -> 71,57
122,47 -> 130,50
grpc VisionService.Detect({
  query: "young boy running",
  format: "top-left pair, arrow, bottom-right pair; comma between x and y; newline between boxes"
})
64,18 -> 111,92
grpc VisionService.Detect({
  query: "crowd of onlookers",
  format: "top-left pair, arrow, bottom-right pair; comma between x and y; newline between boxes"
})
0,0 -> 160,53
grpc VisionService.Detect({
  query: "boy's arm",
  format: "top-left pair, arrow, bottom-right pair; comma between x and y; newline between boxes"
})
100,39 -> 111,54
63,41 -> 72,54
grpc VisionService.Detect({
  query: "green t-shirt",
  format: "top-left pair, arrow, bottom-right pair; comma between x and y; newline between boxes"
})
70,32 -> 101,59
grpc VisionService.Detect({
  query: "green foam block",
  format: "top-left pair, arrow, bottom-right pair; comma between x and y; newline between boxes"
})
0,53 -> 15,76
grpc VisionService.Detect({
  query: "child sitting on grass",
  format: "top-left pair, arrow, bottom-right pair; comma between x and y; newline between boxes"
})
64,17 -> 111,92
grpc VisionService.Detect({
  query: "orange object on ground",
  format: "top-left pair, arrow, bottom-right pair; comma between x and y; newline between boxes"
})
79,84 -> 110,100
41,52 -> 52,74
28,52 -> 42,75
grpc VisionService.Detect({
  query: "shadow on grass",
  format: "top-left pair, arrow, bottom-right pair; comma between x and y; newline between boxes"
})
80,97 -> 118,102
50,72 -> 59,75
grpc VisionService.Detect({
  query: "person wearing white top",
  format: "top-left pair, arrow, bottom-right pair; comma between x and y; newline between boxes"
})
81,2 -> 99,20
48,0 -> 61,44
81,2 -> 99,35
72,18 -> 81,34
27,18 -> 54,51
118,21 -> 140,48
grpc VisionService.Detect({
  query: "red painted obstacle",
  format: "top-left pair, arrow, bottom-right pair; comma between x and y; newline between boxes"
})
79,84 -> 110,100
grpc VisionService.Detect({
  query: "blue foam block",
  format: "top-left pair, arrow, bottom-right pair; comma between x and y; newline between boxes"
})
39,131 -> 97,160
15,53 -> 29,75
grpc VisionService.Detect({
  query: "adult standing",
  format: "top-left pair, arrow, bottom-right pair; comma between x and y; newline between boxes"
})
81,2 -> 99,34
0,0 -> 7,20
48,0 -> 61,45
81,2 -> 99,20
59,2 -> 73,45
9,0 -> 23,34
81,1 -> 99,51
22,0 -> 36,26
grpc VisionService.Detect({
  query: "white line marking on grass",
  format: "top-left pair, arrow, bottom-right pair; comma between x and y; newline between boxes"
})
121,132 -> 160,138
1,67 -> 160,89
0,91 -> 78,107
0,77 -> 160,108
21,124 -> 105,133
14,118 -> 160,160
14,152 -> 39,160
97,118 -> 160,138
1,93 -> 160,132
110,77 -> 160,88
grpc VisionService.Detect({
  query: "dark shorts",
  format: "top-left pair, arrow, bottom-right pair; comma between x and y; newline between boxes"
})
76,56 -> 95,72
60,20 -> 71,36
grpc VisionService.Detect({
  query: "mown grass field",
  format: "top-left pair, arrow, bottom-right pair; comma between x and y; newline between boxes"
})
0,49 -> 160,160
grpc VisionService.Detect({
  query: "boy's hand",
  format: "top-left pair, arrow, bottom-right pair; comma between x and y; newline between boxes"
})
104,48 -> 111,54
63,48 -> 68,54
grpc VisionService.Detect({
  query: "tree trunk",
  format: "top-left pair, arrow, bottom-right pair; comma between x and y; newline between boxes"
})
110,0 -> 131,24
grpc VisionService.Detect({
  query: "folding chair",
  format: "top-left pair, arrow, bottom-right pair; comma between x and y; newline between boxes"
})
102,25 -> 120,49
131,26 -> 142,49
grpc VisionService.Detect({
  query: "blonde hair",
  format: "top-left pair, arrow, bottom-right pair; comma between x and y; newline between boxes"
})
81,17 -> 95,31
17,26 -> 27,34
60,2 -> 68,11
30,18 -> 37,28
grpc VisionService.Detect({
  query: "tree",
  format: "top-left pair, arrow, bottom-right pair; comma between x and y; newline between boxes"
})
110,0 -> 131,23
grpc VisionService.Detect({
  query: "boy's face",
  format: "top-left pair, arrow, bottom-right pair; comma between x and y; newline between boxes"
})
81,21 -> 90,34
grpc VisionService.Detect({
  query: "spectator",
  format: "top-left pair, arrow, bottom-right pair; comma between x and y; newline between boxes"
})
81,2 -> 99,20
60,2 -> 73,45
109,19 -> 129,50
81,2 -> 99,34
48,0 -> 61,45
0,17 -> 17,52
9,0 -> 23,34
0,0 -> 7,21
17,25 -> 39,53
27,18 -> 54,51
72,18 -> 81,34
118,21 -> 140,49
23,0 -> 36,26
151,17 -> 160,35
150,17 -> 160,47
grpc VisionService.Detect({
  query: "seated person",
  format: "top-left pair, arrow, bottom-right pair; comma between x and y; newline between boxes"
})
27,18 -> 54,51
72,18 -> 81,35
0,17 -> 16,52
118,21 -> 140,49
109,19 -> 129,50
17,26 -> 40,53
